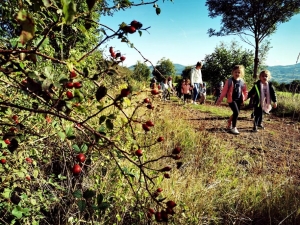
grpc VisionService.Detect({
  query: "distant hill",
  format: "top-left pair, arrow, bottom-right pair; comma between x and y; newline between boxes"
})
128,63 -> 300,83
267,64 -> 300,83
128,63 -> 187,75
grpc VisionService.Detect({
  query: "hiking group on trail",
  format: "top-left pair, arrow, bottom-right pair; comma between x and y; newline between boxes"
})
150,62 -> 277,135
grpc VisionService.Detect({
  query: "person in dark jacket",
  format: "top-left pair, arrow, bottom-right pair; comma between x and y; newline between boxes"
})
247,70 -> 277,132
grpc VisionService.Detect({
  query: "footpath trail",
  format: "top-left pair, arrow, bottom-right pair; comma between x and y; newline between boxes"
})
160,98 -> 300,184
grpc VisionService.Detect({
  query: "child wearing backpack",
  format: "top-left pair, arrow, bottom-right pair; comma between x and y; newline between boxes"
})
216,65 -> 248,134
247,70 -> 277,132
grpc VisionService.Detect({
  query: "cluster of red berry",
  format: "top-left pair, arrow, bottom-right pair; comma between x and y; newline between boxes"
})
65,70 -> 82,100
72,153 -> 86,175
122,20 -> 143,34
147,200 -> 177,222
109,46 -> 126,61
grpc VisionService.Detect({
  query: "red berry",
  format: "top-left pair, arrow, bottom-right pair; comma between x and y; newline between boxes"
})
164,173 -> 170,179
66,91 -> 73,99
157,188 -> 163,193
111,52 -> 116,58
2,152 -> 7,156
9,127 -> 17,132
166,200 -> 177,208
144,98 -> 150,103
161,210 -> 168,222
66,82 -> 74,88
166,207 -> 175,215
109,46 -> 114,54
125,26 -> 136,34
146,212 -> 153,219
142,124 -> 150,132
26,175 -> 31,181
76,153 -> 86,163
148,208 -> 155,214
120,56 -> 126,61
73,82 -> 82,89
160,166 -> 172,172
0,159 -> 6,164
157,85 -> 161,90
130,20 -> 142,29
25,157 -> 33,164
157,137 -> 164,142
70,70 -> 77,78
145,120 -> 154,127
120,88 -> 130,97
72,164 -> 82,175
4,139 -> 10,145
172,147 -> 181,154
146,104 -> 154,110
155,212 -> 162,222
135,149 -> 143,157
12,115 -> 18,121
151,89 -> 159,95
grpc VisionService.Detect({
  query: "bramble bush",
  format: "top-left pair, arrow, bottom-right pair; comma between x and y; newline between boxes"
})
0,0 -> 179,224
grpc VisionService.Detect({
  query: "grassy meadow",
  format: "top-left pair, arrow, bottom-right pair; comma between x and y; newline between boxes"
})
95,90 -> 300,224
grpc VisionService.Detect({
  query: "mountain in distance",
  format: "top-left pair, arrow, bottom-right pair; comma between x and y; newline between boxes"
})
128,63 -> 300,83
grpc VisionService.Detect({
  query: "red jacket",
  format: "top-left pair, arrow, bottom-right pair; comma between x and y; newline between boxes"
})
181,83 -> 192,94
216,78 -> 248,104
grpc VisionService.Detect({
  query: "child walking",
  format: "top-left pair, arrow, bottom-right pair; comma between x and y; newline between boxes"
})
181,79 -> 192,104
216,65 -> 248,134
247,70 -> 277,132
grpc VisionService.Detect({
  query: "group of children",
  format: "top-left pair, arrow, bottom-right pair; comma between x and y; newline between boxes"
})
216,65 -> 277,134
180,78 -> 206,104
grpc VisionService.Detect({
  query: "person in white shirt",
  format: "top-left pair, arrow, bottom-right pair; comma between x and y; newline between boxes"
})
161,79 -> 170,101
190,61 -> 203,104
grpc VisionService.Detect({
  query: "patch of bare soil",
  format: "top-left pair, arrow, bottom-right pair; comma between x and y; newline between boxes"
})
161,99 -> 300,184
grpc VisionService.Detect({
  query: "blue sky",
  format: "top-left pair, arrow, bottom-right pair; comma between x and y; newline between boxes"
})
100,0 -> 300,67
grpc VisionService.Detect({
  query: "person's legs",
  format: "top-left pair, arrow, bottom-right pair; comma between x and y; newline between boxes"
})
228,100 -> 241,132
253,106 -> 263,131
193,83 -> 200,103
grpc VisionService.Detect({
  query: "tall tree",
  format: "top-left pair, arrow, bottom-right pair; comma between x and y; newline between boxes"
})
205,0 -> 300,79
202,41 -> 254,86
132,61 -> 151,81
152,57 -> 176,82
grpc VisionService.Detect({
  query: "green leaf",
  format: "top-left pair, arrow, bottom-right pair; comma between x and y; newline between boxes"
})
57,131 -> 66,141
77,200 -> 86,212
62,0 -> 77,25
33,169 -> 39,178
73,190 -> 82,198
99,202 -> 110,211
74,89 -> 84,102
138,30 -> 142,37
2,188 -> 12,199
65,126 -> 75,140
105,119 -> 114,130
99,115 -> 106,124
81,143 -> 88,152
42,79 -> 52,91
83,189 -> 96,199
12,207 -> 23,219
97,194 -> 103,206
108,114 -> 117,119
72,144 -> 81,153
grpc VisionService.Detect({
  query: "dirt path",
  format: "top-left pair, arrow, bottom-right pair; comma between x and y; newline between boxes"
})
160,99 -> 300,184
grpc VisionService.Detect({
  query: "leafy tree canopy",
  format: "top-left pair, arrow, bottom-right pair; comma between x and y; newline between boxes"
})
205,0 -> 300,78
132,61 -> 151,82
202,41 -> 254,86
152,57 -> 176,82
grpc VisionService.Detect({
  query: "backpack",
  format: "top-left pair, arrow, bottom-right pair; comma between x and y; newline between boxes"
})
226,77 -> 245,98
